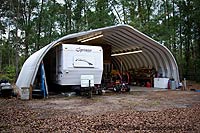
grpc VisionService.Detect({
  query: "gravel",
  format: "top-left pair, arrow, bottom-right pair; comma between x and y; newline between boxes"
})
0,91 -> 200,132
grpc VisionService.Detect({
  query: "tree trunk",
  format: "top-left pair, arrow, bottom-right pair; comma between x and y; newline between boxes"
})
23,0 -> 30,59
64,0 -> 68,33
138,0 -> 142,25
110,1 -> 122,24
64,0 -> 72,33
122,0 -> 127,24
0,48 -> 2,72
15,0 -> 20,79
37,0 -> 44,50
145,0 -> 151,22
172,0 -> 176,56
0,30 -> 2,71
68,0 -> 72,33
83,0 -> 88,28
129,1 -> 135,23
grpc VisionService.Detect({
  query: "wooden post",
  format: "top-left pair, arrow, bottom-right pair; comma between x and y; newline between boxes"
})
29,85 -> 33,100
183,78 -> 187,91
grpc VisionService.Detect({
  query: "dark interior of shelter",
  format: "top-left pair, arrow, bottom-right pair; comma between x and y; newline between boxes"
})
31,43 -> 160,98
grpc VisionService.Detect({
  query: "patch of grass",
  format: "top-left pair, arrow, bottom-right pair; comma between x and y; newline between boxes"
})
118,99 -> 141,107
129,91 -> 144,96
148,100 -> 161,107
70,95 -> 103,103
128,101 -> 141,106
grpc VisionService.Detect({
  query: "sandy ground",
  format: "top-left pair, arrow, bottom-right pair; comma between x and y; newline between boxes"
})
29,89 -> 200,115
0,87 -> 200,132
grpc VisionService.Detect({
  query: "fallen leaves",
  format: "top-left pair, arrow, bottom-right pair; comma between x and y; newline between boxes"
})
0,94 -> 199,132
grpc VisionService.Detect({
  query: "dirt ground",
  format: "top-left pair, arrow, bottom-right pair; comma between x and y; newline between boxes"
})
0,87 -> 200,132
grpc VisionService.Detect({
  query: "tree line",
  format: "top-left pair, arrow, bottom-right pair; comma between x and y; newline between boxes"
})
0,0 -> 200,82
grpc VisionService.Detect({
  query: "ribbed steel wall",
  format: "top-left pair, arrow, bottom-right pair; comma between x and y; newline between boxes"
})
16,25 -> 180,90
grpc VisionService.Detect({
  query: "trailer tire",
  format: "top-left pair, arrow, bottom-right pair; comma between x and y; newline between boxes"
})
88,90 -> 92,98
113,85 -> 120,92
98,90 -> 103,95
126,85 -> 130,92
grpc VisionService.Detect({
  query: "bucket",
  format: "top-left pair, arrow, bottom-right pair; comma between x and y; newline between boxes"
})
20,87 -> 30,100
170,80 -> 176,90
146,82 -> 151,88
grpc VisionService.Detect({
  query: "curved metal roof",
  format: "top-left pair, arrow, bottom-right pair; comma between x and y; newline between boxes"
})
16,24 -> 180,89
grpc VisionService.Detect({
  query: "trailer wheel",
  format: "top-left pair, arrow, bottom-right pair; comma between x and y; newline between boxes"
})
88,90 -> 92,98
98,89 -> 103,95
72,86 -> 81,95
113,85 -> 120,92
126,85 -> 130,92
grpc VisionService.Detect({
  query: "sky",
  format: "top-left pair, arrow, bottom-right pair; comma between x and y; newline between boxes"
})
56,0 -> 65,4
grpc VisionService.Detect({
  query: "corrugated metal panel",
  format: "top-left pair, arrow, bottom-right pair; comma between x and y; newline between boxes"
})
16,24 -> 180,89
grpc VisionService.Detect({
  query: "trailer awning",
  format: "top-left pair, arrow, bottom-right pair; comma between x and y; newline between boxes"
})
16,24 -> 180,89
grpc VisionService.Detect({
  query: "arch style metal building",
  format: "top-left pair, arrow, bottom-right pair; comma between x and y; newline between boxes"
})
16,24 -> 180,91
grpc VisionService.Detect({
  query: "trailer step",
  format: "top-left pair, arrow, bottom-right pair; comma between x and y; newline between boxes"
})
32,89 -> 43,98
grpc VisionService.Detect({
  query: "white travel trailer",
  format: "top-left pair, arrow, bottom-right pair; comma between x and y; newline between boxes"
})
52,44 -> 103,86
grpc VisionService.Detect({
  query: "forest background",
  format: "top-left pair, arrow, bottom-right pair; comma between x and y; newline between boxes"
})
0,0 -> 200,83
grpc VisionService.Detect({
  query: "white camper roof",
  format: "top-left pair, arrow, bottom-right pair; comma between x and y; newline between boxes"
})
16,24 -> 180,89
